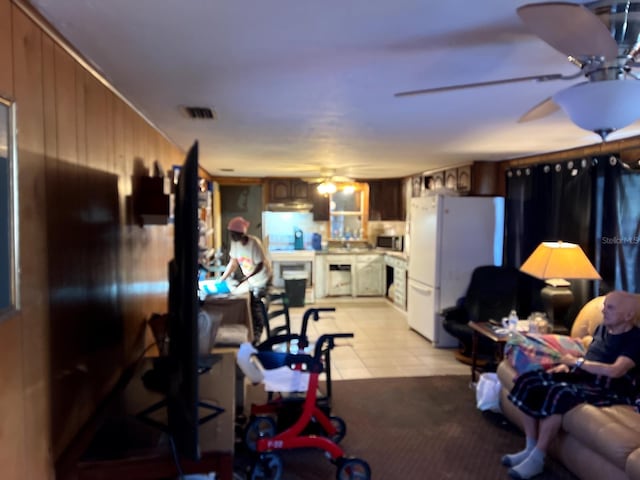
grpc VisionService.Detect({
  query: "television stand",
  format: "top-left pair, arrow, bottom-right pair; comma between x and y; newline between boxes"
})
136,354 -> 226,433
73,352 -> 236,480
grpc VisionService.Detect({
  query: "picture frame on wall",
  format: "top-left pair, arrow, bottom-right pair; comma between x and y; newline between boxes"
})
0,96 -> 19,320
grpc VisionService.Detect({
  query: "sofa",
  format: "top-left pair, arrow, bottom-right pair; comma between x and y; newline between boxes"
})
497,295 -> 640,480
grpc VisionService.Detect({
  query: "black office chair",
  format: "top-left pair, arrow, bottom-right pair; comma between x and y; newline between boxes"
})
442,265 -> 544,365
263,291 -> 292,339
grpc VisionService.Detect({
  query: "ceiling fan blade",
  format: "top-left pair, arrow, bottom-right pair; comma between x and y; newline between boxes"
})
303,176 -> 324,183
517,2 -> 618,60
517,97 -> 560,123
394,73 -> 564,97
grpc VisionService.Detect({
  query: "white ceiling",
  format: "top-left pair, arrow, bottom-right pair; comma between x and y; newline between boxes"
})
28,0 -> 640,179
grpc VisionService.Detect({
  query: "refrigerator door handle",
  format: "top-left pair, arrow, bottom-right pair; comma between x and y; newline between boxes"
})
409,280 -> 432,295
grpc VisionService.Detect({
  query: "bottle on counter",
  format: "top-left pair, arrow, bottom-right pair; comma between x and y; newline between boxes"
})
294,227 -> 304,250
508,309 -> 519,332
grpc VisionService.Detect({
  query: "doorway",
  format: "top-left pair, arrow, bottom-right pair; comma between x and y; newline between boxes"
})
219,184 -> 263,263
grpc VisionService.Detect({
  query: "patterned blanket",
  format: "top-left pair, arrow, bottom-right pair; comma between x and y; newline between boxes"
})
505,332 -> 586,374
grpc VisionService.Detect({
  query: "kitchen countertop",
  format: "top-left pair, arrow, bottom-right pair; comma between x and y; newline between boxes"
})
269,248 -> 408,260
315,248 -> 408,259
382,250 -> 409,260
268,250 -> 316,261
315,249 -> 377,255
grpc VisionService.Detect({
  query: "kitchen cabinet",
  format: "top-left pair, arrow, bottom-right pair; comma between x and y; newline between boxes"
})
311,187 -> 330,221
354,255 -> 385,296
368,179 -> 405,221
267,178 -> 310,202
315,252 -> 385,298
385,254 -> 407,310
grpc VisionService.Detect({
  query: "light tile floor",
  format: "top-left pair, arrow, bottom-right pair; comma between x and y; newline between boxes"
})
280,297 -> 469,380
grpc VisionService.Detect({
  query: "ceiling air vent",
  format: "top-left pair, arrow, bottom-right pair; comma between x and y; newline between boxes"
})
181,106 -> 216,120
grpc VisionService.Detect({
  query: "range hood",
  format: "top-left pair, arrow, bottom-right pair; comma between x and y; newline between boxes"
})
266,202 -> 313,212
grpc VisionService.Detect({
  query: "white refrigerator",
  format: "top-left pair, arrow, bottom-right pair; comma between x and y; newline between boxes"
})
407,195 -> 504,347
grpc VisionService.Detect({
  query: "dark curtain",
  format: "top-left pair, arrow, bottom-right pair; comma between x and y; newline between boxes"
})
596,159 -> 640,293
504,155 -> 640,322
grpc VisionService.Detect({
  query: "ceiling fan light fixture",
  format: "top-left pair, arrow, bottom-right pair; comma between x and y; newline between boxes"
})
552,80 -> 640,139
317,181 -> 337,195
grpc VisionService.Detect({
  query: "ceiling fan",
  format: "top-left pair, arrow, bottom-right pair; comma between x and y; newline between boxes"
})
302,168 -> 357,195
394,1 -> 640,140
303,168 -> 356,184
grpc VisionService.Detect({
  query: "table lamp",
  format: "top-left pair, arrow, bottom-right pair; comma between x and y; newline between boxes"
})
519,241 -> 601,333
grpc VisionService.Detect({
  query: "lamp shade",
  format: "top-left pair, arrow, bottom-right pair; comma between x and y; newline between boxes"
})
520,241 -> 601,282
553,80 -> 640,137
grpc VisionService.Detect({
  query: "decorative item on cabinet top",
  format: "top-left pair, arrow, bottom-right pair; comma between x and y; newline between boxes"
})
445,169 -> 457,190
416,161 -> 501,197
131,175 -> 171,226
457,165 -> 471,192
428,172 -> 444,190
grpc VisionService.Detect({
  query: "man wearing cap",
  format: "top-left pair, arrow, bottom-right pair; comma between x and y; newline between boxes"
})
220,216 -> 272,293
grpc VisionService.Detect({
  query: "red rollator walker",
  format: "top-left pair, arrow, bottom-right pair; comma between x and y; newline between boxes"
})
243,333 -> 371,480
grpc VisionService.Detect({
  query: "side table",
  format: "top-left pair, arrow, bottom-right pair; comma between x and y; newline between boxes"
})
468,321 -> 509,384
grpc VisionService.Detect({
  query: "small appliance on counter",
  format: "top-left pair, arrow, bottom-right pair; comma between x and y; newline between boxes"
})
311,232 -> 322,251
376,235 -> 404,252
294,228 -> 304,250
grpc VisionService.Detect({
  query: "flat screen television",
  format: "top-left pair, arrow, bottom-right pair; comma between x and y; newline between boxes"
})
167,140 -> 201,460
138,141 -> 222,462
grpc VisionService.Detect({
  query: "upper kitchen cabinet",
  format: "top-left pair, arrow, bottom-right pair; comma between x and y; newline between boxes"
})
267,178 -> 310,202
368,178 -> 405,221
311,186 -> 330,221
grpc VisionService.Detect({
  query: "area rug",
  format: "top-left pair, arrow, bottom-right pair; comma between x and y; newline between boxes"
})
236,375 -> 577,480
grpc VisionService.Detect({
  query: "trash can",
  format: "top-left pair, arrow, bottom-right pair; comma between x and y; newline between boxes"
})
283,272 -> 308,307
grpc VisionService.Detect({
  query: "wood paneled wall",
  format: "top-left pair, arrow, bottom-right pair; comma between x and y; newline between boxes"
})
0,2 -> 186,479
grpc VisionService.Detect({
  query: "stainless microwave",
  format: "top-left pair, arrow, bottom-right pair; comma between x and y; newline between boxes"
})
376,235 -> 404,251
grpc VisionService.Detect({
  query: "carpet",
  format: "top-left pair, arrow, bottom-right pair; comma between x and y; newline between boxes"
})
236,375 -> 578,480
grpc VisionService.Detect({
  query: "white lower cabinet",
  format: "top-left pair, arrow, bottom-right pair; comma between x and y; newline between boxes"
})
315,252 -> 385,298
354,255 -> 385,296
384,254 -> 408,310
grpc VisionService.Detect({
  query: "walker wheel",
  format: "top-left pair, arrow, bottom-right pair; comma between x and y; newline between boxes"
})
250,453 -> 283,480
244,416 -> 276,452
329,415 -> 347,443
336,457 -> 371,480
